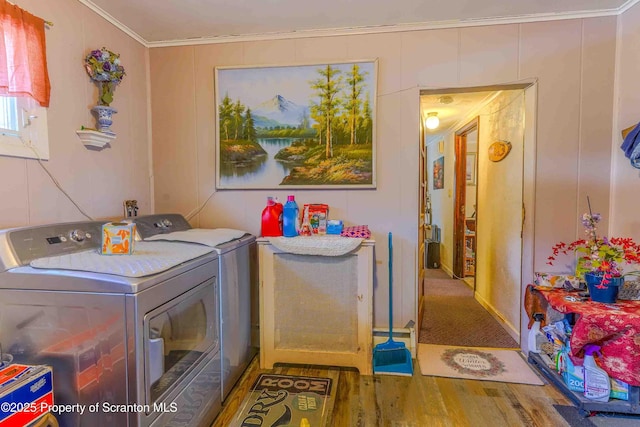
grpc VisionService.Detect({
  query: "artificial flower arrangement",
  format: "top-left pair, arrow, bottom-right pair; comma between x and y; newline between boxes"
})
84,47 -> 125,106
547,207 -> 640,289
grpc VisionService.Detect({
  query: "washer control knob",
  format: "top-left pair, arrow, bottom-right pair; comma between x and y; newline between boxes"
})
69,230 -> 86,242
162,219 -> 173,228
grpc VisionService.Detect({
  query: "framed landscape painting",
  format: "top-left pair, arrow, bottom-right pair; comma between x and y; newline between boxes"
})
214,60 -> 377,189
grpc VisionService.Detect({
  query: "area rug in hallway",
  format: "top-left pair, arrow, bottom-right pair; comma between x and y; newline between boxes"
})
420,274 -> 519,348
418,343 -> 544,385
228,374 -> 336,426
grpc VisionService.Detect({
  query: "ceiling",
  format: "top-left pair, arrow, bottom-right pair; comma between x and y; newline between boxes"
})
80,0 -> 633,144
421,91 -> 499,144
81,0 -> 633,46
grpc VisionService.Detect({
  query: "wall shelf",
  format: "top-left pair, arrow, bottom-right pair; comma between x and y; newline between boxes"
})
76,129 -> 115,148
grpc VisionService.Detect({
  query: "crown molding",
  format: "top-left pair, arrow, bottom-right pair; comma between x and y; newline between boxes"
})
78,0 -> 638,49
147,9 -> 620,48
620,0 -> 640,13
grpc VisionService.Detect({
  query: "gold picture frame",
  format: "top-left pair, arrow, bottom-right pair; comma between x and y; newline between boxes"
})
214,60 -> 378,189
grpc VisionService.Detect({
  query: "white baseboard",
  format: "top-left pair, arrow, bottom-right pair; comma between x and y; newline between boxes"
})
373,327 -> 416,358
473,292 -> 520,344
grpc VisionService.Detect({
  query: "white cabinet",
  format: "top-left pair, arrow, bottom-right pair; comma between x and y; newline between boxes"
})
257,238 -> 374,375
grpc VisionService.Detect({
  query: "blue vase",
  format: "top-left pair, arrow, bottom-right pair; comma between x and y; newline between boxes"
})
92,105 -> 117,135
585,272 -> 623,303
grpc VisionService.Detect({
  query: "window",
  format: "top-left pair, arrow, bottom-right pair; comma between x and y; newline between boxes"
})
0,94 -> 48,160
1,1 -> 51,160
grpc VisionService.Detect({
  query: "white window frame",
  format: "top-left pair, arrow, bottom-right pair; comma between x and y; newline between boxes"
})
0,95 -> 49,160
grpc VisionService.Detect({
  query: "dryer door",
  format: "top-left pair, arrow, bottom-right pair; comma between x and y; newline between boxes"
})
143,278 -> 218,407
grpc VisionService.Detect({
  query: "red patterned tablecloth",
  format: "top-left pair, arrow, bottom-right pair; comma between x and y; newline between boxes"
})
536,288 -> 640,386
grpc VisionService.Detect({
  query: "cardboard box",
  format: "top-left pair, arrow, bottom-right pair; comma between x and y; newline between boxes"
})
102,222 -> 136,254
0,364 -> 53,427
303,204 -> 329,235
562,358 -> 584,392
611,377 -> 630,400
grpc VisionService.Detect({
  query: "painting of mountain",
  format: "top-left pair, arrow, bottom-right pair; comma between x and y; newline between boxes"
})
253,95 -> 311,128
215,60 -> 377,189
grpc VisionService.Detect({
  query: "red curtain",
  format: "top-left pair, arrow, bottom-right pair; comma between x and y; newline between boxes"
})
0,0 -> 50,107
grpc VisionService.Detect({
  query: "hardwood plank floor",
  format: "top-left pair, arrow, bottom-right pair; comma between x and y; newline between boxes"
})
211,356 -> 573,427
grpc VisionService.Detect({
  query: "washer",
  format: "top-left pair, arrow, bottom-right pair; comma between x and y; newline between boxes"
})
133,213 -> 258,401
0,220 -> 222,427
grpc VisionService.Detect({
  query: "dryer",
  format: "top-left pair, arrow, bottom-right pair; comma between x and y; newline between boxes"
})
133,214 -> 257,401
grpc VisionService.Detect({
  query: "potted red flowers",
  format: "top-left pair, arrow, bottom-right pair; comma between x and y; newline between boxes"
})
548,208 -> 640,303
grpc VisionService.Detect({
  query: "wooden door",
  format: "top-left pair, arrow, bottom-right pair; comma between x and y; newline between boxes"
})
453,118 -> 479,278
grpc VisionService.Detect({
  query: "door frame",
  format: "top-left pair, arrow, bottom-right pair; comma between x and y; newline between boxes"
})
418,117 -> 428,330
453,117 -> 479,279
417,81 -> 538,350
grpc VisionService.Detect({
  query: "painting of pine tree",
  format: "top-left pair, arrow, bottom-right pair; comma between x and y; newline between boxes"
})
215,60 -> 377,189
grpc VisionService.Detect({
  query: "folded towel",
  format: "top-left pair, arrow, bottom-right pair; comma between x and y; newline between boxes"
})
340,225 -> 372,239
145,228 -> 248,247
268,235 -> 363,256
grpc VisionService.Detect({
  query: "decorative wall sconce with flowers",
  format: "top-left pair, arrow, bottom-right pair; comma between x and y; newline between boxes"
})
77,47 -> 125,148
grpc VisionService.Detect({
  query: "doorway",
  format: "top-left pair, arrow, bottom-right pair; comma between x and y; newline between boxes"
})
418,84 -> 534,348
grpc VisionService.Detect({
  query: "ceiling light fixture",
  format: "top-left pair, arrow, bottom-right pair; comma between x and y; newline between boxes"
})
425,112 -> 439,130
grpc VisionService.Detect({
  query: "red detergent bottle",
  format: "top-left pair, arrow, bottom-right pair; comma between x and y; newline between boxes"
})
261,197 -> 283,237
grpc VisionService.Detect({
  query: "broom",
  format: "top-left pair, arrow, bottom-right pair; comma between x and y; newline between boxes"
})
372,232 -> 414,376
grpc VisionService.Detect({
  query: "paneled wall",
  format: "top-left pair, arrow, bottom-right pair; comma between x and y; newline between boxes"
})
0,0 -> 151,228
2,1 -> 636,351
150,18 -> 618,339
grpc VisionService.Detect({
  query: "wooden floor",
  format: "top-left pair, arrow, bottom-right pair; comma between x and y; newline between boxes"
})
211,355 -> 573,427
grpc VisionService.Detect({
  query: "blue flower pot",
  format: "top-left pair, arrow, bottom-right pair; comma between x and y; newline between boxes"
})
585,272 -> 623,303
92,105 -> 117,135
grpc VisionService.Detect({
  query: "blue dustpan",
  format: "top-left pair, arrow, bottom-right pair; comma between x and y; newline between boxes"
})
372,232 -> 413,376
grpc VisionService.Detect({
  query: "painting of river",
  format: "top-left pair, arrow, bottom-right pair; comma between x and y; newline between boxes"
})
219,138 -> 298,187
215,60 -> 377,189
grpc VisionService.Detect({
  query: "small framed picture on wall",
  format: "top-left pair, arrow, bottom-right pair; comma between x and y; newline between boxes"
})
466,153 -> 476,185
433,156 -> 444,190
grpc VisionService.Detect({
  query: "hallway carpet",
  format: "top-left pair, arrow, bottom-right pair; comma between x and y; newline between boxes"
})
419,270 -> 519,348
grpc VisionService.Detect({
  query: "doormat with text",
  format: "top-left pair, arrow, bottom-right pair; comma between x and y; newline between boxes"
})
418,343 -> 544,385
229,374 -> 335,426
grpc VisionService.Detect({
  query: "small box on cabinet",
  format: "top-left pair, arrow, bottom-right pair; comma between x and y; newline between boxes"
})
326,220 -> 343,235
303,204 -> 329,234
